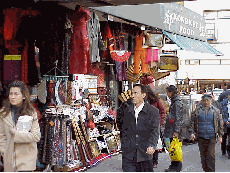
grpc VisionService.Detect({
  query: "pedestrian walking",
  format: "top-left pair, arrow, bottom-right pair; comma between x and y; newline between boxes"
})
0,80 -> 41,172
145,85 -> 165,168
218,83 -> 230,103
116,84 -> 160,172
189,94 -> 223,172
219,91 -> 230,158
164,85 -> 183,172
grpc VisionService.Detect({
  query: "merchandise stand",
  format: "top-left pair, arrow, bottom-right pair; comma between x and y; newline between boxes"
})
37,70 -> 121,172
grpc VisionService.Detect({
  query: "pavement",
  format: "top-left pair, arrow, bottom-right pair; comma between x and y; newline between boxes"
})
85,142 -> 230,172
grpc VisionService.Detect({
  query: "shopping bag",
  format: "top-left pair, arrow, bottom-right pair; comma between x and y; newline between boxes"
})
168,137 -> 183,162
156,135 -> 163,150
165,138 -> 170,150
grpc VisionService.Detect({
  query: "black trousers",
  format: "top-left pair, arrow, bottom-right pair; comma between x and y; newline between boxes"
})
122,150 -> 153,172
168,138 -> 182,171
152,150 -> 159,165
221,127 -> 230,155
198,137 -> 216,172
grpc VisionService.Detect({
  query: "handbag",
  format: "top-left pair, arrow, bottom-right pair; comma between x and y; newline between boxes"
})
168,137 -> 183,162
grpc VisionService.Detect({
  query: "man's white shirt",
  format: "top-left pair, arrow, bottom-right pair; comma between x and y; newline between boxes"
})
134,101 -> 145,124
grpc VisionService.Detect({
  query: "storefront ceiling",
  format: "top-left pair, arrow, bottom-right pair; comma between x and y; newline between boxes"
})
35,0 -> 196,8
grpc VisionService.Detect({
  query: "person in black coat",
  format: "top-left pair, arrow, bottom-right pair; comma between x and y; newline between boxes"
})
116,84 -> 160,172
117,84 -> 160,172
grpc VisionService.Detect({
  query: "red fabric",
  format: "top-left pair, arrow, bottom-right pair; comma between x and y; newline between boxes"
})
90,65 -> 105,87
170,117 -> 174,124
69,7 -> 91,74
140,75 -> 154,85
104,22 -> 113,40
21,39 -> 28,84
151,98 -> 166,126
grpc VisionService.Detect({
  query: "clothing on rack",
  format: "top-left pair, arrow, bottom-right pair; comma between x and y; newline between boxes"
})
87,11 -> 105,63
69,7 -> 91,74
134,32 -> 149,74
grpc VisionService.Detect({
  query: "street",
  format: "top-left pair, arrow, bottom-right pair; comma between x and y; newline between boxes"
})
86,142 -> 230,172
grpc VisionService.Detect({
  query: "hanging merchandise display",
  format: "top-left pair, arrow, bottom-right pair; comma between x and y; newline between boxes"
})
126,63 -> 143,83
133,31 -> 149,74
110,50 -> 131,62
87,11 -> 105,63
61,15 -> 73,76
69,7 -> 91,74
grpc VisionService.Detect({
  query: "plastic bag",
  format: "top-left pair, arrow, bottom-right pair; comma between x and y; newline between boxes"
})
168,137 -> 183,162
165,138 -> 170,150
156,135 -> 163,150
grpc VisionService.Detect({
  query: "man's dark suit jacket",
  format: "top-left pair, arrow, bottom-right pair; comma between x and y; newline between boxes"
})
117,100 -> 160,162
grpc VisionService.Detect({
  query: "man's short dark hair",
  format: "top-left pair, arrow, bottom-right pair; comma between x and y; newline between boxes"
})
166,85 -> 178,95
133,84 -> 148,95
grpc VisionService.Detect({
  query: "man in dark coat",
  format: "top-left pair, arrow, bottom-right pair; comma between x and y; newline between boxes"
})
189,94 -> 223,172
164,85 -> 183,172
116,84 -> 160,172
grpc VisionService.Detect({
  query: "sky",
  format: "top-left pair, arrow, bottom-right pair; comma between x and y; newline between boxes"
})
184,0 -> 230,15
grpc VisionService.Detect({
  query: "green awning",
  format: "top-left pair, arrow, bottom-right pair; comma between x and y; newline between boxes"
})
162,31 -> 223,55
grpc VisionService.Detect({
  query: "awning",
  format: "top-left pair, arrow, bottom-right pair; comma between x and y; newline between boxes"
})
162,31 -> 223,55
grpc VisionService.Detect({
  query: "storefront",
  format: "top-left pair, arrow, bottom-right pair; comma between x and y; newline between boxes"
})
0,1 -> 223,172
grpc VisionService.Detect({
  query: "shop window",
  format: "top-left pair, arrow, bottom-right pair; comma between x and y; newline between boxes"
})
221,59 -> 230,65
185,60 -> 190,65
200,59 -> 220,65
180,60 -> 185,65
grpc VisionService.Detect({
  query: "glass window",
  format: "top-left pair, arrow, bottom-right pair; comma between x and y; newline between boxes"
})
185,60 -> 190,65
221,59 -> 230,65
200,59 -> 220,65
180,60 -> 185,65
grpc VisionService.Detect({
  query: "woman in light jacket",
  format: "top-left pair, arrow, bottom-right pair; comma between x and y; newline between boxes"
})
0,80 -> 41,172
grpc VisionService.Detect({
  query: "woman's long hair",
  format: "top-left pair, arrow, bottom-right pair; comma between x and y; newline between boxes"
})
145,85 -> 158,104
1,81 -> 36,118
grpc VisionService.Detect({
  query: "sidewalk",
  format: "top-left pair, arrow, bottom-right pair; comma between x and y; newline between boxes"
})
86,142 -> 230,172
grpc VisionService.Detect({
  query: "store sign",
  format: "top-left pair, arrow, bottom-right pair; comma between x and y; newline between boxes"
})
91,3 -> 206,41
163,10 -> 205,38
4,55 -> 21,60
160,3 -> 206,41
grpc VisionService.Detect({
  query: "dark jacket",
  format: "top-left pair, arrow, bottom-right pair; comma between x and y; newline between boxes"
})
219,98 -> 230,133
164,95 -> 183,139
189,104 -> 224,137
218,90 -> 230,103
116,101 -> 160,162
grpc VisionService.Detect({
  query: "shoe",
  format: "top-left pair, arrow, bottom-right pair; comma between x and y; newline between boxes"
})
165,167 -> 176,172
153,164 -> 157,168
